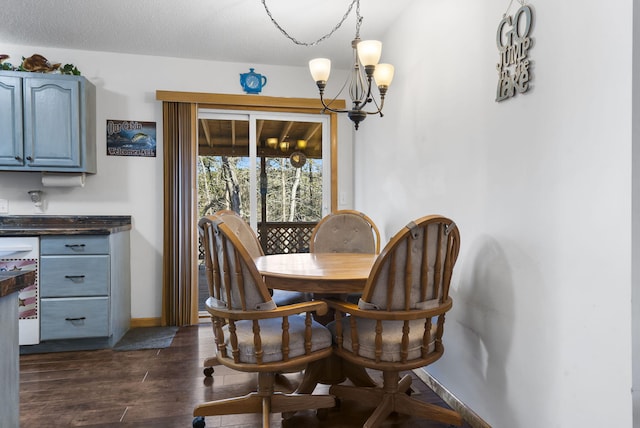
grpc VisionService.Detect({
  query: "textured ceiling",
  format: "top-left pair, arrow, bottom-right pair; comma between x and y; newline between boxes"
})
1,0 -> 410,69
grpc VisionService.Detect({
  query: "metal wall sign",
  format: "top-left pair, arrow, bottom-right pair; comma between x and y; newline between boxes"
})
496,4 -> 534,102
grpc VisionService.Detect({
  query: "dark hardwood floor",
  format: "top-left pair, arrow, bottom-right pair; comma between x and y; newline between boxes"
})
19,324 -> 472,427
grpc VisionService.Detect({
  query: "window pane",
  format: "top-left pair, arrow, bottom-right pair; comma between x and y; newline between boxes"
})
257,119 -> 323,223
197,155 -> 250,221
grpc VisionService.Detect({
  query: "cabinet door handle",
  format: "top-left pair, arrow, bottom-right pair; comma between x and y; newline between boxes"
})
64,275 -> 86,280
26,156 -> 33,161
65,317 -> 86,321
64,244 -> 86,249
14,156 -> 22,161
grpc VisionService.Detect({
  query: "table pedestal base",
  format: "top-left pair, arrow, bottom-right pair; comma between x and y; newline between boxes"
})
296,354 -> 377,394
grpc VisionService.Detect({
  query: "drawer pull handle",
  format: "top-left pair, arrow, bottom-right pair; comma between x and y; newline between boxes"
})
65,317 -> 86,321
64,244 -> 86,249
64,275 -> 86,281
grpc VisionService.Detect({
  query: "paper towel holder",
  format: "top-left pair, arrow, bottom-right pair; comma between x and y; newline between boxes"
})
41,172 -> 86,188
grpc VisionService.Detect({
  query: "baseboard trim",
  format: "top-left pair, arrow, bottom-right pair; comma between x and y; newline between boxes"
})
131,316 -> 212,328
130,318 -> 162,328
412,369 -> 491,428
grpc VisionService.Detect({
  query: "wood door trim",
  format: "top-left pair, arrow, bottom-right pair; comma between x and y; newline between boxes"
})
157,91 -> 342,324
156,91 -> 345,110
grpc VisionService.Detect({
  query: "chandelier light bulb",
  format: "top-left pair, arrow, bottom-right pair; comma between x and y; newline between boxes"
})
373,63 -> 395,88
357,40 -> 382,66
309,58 -> 331,82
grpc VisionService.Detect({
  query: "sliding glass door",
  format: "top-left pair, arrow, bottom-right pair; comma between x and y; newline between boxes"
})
196,109 -> 331,310
197,110 -> 331,227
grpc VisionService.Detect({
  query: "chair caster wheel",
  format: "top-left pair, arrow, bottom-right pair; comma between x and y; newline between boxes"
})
316,408 -> 329,420
192,416 -> 205,427
203,366 -> 214,377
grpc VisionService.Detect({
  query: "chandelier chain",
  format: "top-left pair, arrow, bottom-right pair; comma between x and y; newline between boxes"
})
261,0 -> 361,46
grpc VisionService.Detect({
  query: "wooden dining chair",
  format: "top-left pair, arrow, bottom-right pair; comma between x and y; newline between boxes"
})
213,210 -> 309,304
310,209 -> 381,305
310,209 -> 381,254
324,215 -> 463,428
199,210 -> 310,376
193,216 -> 335,428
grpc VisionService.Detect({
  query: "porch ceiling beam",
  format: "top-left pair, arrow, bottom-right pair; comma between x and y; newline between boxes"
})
304,123 -> 322,141
200,119 -> 212,146
279,121 -> 294,144
256,119 -> 264,146
231,120 -> 236,146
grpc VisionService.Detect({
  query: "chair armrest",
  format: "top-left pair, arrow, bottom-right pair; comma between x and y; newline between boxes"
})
324,297 -> 452,321
207,299 -> 328,320
324,298 -> 359,313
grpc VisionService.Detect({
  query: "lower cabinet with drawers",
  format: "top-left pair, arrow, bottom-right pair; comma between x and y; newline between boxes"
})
39,231 -> 130,348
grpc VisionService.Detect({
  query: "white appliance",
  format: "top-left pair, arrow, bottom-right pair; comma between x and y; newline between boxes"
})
0,237 -> 40,345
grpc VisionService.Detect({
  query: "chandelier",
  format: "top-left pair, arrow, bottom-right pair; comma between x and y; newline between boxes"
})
262,0 -> 394,130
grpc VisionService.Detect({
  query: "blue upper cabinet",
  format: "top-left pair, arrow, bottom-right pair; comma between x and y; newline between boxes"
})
0,71 -> 96,173
0,75 -> 24,167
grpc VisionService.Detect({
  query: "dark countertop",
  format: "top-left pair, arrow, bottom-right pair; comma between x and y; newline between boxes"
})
0,215 -> 132,236
0,270 -> 36,298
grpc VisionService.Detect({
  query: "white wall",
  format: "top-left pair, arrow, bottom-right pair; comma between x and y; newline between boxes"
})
0,43 -> 354,320
355,0 -> 633,427
633,1 -> 640,425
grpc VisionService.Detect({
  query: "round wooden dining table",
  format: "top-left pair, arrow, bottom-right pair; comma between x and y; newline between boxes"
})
254,252 -> 377,294
255,252 -> 379,393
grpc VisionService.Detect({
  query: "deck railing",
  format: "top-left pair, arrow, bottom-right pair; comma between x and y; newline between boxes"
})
198,221 -> 317,259
257,221 -> 316,254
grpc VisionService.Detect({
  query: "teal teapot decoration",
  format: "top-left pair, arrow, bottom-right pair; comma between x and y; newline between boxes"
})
240,68 -> 267,94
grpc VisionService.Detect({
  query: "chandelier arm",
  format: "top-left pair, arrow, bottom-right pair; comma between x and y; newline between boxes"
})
365,107 -> 384,116
367,90 -> 384,116
357,92 -> 385,116
318,94 -> 349,114
316,64 -> 355,113
360,104 -> 384,116
363,74 -> 376,110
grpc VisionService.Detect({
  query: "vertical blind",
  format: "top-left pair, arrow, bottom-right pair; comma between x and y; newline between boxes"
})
162,102 -> 198,326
